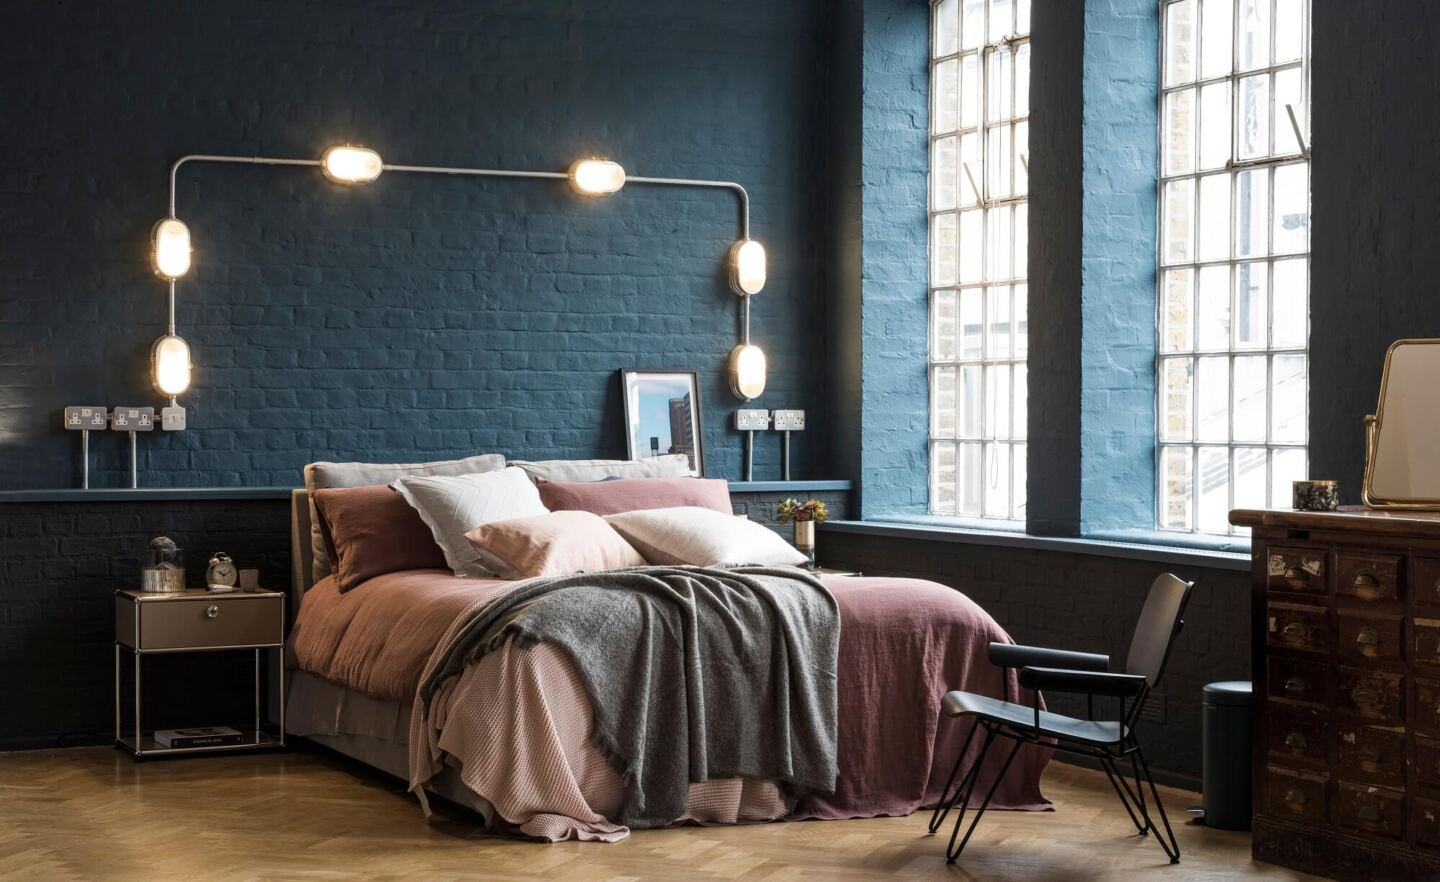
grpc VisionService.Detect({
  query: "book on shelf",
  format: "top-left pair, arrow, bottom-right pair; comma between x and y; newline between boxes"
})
154,726 -> 244,748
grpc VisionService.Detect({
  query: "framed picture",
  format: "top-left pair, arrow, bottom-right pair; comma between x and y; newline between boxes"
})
619,369 -> 705,476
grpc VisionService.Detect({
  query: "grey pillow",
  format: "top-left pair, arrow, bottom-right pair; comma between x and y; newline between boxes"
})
390,468 -> 549,578
303,453 -> 505,583
510,455 -> 693,483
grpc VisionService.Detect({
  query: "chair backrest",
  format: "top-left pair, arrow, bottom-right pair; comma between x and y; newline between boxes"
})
1123,573 -> 1195,687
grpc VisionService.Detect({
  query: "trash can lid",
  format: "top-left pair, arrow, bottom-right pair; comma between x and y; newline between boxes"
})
1204,680 -> 1252,706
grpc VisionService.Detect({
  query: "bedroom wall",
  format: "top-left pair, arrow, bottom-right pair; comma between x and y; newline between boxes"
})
0,0 -> 835,491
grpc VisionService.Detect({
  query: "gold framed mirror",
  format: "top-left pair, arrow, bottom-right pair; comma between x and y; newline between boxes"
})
1363,338 -> 1440,509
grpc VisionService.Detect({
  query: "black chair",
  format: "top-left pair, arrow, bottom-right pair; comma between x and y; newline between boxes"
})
928,573 -> 1195,865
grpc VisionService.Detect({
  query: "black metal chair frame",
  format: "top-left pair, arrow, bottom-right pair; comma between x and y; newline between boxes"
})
927,575 -> 1195,866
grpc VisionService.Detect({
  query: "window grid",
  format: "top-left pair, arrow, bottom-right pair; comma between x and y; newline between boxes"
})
929,0 -> 1031,521
1156,0 -> 1310,536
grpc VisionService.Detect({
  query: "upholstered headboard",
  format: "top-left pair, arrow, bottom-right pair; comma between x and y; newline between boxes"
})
290,489 -> 318,611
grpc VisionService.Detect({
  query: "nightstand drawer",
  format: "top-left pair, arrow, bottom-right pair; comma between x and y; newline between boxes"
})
120,595 -> 283,650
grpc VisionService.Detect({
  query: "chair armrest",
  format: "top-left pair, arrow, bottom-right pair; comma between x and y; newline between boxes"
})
988,642 -> 1110,672
1018,666 -> 1148,697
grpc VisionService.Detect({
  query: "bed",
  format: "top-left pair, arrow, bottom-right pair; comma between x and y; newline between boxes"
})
283,488 -> 1051,841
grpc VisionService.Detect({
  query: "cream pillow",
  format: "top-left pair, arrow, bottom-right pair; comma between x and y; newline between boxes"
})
465,511 -> 645,580
604,506 -> 808,567
392,467 -> 548,577
510,455 -> 693,482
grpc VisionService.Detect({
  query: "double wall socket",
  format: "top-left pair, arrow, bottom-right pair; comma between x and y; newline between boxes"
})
110,407 -> 155,431
772,410 -> 805,431
735,409 -> 771,431
64,406 -> 108,430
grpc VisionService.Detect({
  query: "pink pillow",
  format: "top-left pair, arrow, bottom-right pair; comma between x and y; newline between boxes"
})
537,476 -> 732,517
464,511 -> 646,579
313,485 -> 448,592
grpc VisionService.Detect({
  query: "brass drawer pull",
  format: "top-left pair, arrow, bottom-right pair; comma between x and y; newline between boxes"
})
1282,622 -> 1307,640
1355,627 -> 1380,648
1284,731 -> 1308,752
1284,677 -> 1307,696
1284,565 -> 1312,583
1357,805 -> 1383,823
1352,570 -> 1381,590
1358,746 -> 1381,764
205,605 -> 220,619
1284,788 -> 1308,808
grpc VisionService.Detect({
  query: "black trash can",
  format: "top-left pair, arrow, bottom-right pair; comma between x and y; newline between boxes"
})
1201,680 -> 1253,830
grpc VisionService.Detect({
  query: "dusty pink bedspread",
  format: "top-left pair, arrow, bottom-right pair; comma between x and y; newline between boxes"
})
289,569 -> 1050,836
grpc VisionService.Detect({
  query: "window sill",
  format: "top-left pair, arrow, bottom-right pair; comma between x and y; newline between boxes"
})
820,517 -> 1251,571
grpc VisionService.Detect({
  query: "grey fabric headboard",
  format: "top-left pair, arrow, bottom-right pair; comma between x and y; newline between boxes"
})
290,489 -> 318,612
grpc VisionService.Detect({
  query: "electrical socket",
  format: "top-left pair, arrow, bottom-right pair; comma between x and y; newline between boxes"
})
772,409 -> 805,431
63,406 -> 108,430
735,409 -> 771,431
110,407 -> 155,431
161,404 -> 187,431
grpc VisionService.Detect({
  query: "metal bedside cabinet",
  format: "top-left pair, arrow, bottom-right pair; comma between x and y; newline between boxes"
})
114,588 -> 286,758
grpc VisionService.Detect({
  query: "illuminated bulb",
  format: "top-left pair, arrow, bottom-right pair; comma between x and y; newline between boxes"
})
729,239 -> 767,296
568,159 -> 626,195
728,343 -> 767,401
152,334 -> 192,396
151,218 -> 192,280
321,145 -> 384,184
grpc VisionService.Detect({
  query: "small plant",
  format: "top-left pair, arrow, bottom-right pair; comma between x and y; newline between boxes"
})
776,498 -> 829,524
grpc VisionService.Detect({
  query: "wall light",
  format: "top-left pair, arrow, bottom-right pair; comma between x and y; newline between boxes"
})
322,145 -> 384,184
569,159 -> 626,195
151,218 -> 193,280
151,334 -> 192,396
729,239 -> 767,296
728,343 -> 767,401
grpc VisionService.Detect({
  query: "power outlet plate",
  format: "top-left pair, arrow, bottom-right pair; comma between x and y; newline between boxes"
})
110,407 -> 155,431
735,409 -> 771,431
63,406 -> 108,430
772,409 -> 805,431
160,404 -> 186,431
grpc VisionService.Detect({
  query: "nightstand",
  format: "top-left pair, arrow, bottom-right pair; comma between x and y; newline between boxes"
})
114,588 -> 286,758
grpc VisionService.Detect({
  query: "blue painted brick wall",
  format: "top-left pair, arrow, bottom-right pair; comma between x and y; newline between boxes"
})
0,0 -> 833,490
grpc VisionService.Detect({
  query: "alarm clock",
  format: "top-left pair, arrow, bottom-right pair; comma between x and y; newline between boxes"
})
205,552 -> 238,590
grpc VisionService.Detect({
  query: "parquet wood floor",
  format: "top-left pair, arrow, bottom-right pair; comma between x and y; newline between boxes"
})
0,746 -> 1323,881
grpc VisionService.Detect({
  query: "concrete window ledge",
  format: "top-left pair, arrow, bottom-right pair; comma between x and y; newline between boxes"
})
821,518 -> 1251,572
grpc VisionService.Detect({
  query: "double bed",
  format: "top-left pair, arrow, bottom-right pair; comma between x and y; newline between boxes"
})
282,487 -> 1050,841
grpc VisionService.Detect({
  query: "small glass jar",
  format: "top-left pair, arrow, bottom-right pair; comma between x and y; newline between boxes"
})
141,536 -> 185,593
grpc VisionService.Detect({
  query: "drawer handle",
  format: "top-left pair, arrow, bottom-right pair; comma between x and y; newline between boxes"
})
1353,686 -> 1382,708
1352,570 -> 1381,590
1358,746 -> 1381,764
205,605 -> 220,619
1283,788 -> 1308,809
1282,622 -> 1307,641
1284,731 -> 1308,752
1357,805 -> 1383,823
1284,565 -> 1312,584
1355,627 -> 1380,649
1284,677 -> 1307,697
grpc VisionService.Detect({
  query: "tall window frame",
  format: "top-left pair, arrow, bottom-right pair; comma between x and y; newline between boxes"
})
928,0 -> 1031,522
1156,0 -> 1311,536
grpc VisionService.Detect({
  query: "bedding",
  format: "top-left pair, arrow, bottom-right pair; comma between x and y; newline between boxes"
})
605,506 -> 808,567
313,485 -> 448,591
464,511 -> 646,579
304,453 -> 506,582
511,455 -> 692,483
288,568 -> 1051,841
536,476 -> 732,516
391,467 -> 548,577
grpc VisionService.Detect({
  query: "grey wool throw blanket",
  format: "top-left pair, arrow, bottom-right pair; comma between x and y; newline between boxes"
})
414,565 -> 841,828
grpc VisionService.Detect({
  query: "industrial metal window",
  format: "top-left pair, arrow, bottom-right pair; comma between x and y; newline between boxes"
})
1157,0 -> 1310,535
928,0 -> 1030,520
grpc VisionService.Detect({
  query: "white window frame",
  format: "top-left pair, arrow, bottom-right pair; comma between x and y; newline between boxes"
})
1155,0 -> 1311,536
928,0 -> 1031,522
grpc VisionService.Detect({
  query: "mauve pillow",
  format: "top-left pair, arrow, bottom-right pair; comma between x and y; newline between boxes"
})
313,485 -> 448,592
464,511 -> 646,579
537,477 -> 732,517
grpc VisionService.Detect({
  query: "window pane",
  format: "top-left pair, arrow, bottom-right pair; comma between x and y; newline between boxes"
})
1273,163 -> 1309,254
1161,357 -> 1194,442
959,288 -> 984,358
1197,173 -> 1231,262
960,54 -> 982,130
1013,363 -> 1028,438
1012,443 -> 1027,519
933,366 -> 958,437
987,125 -> 1013,199
1199,0 -> 1233,80
1165,88 -> 1196,176
932,212 -> 958,286
1274,67 -> 1306,155
983,442 -> 1012,518
1162,268 -> 1194,352
1197,355 -> 1229,442
1272,353 -> 1307,443
1275,0 -> 1304,63
958,442 -> 983,514
1198,81 -> 1231,170
987,206 -> 1013,280
933,289 -> 958,362
1238,0 -> 1270,71
1238,73 -> 1270,159
1161,446 -> 1194,530
935,0 -> 960,57
960,364 -> 983,438
1013,203 -> 1028,276
1272,258 -> 1307,348
987,285 -> 1012,359
934,59 -> 959,135
987,47 -> 1014,121
933,442 -> 957,514
1235,168 -> 1268,258
1013,283 -> 1029,357
1235,261 -> 1267,349
986,364 -> 1011,439
1165,0 -> 1196,87
933,137 -> 958,212
1197,265 -> 1230,350
1272,447 -> 1307,507
958,132 -> 981,206
1197,446 -> 1231,532
1163,178 -> 1195,264
989,0 -> 1014,43
1015,43 -> 1031,117
1014,121 -> 1029,196
1234,447 -> 1268,510
960,0 -> 984,50
1234,354 -> 1267,442
958,209 -> 983,283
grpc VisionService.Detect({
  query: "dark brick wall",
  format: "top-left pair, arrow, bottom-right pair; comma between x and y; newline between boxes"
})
820,528 -> 1249,783
0,0 -> 834,491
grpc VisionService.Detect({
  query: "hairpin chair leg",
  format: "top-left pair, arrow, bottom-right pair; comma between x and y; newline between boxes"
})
1136,748 -> 1180,863
928,719 -> 981,834
947,736 -> 1023,864
1101,756 -> 1149,836
941,725 -> 998,855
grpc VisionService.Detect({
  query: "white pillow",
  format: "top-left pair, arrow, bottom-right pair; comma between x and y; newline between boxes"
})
511,455 -> 693,482
391,467 -> 549,577
604,506 -> 808,567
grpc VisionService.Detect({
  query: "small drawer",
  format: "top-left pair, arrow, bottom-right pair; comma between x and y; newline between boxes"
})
1268,602 -> 1330,654
1336,723 -> 1406,788
135,595 -> 283,651
1267,766 -> 1328,825
1335,782 -> 1405,840
1336,552 -> 1401,602
1416,618 -> 1440,668
1416,678 -> 1440,739
1417,738 -> 1440,789
1337,612 -> 1403,664
1267,546 -> 1327,595
1415,797 -> 1440,849
1268,657 -> 1329,708
1413,558 -> 1440,611
1337,667 -> 1404,723
1268,708 -> 1327,769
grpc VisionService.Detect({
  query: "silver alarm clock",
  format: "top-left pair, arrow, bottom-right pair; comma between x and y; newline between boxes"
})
206,552 -> 238,590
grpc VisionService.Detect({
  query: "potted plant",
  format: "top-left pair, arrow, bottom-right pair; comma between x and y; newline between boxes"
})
776,498 -> 829,570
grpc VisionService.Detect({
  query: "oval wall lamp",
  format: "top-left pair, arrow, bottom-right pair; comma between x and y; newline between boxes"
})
151,217 -> 193,280
568,159 -> 627,196
321,145 -> 384,184
728,343 -> 767,401
151,334 -> 192,396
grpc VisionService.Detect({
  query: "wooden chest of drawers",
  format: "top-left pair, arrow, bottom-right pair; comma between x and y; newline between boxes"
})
1235,507 -> 1440,879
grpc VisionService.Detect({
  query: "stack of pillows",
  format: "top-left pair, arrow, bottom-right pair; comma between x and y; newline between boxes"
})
308,454 -> 807,592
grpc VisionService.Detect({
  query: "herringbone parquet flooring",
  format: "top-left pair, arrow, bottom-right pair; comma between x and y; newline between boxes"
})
0,746 -> 1322,881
